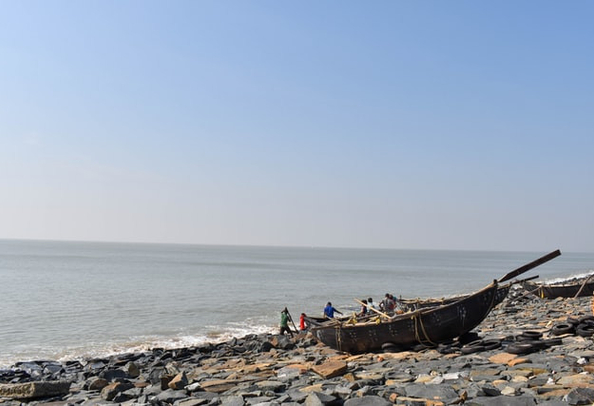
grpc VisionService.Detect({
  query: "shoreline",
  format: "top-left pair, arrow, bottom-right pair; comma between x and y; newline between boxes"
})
2,288 -> 594,405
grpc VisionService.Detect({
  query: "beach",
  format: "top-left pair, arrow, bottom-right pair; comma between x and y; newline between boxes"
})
2,287 -> 594,405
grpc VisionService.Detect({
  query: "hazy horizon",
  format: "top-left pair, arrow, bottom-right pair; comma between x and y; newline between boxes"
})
1,2 -> 593,253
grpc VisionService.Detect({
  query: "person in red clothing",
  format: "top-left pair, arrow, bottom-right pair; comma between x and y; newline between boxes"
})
299,313 -> 308,331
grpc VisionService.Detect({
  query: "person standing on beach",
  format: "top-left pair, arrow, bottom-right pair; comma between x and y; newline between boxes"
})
280,308 -> 294,337
323,302 -> 343,319
299,313 -> 308,331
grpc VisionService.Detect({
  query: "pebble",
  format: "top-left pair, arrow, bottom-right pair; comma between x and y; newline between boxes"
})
2,288 -> 594,405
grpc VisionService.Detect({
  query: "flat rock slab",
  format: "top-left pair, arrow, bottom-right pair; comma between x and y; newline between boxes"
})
0,381 -> 71,400
465,395 -> 539,406
344,395 -> 393,406
311,359 -> 347,379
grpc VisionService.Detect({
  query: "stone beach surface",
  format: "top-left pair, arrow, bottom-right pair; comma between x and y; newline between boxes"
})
3,287 -> 594,405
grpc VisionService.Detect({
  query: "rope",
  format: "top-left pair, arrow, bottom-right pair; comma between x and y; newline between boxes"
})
412,313 -> 437,347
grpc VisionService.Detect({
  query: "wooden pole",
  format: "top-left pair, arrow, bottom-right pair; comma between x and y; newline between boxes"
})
285,309 -> 299,333
354,298 -> 391,319
498,249 -> 561,283
574,274 -> 594,298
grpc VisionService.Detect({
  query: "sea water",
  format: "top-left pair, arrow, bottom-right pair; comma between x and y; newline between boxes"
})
1,239 -> 592,367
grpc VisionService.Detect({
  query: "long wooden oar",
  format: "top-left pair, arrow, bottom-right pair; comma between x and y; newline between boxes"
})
354,298 -> 391,319
498,249 -> 561,283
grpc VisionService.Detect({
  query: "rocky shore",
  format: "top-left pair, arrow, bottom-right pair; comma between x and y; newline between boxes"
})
3,287 -> 594,406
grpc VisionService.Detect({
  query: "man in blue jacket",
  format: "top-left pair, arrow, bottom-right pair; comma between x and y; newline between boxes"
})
323,302 -> 343,319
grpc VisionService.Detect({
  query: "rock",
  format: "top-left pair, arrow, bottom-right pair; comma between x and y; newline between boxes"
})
392,396 -> 445,405
508,357 -> 531,367
270,335 -> 295,350
443,372 -> 463,380
123,361 -> 140,378
466,395 -> 539,405
161,374 -> 174,390
100,381 -> 134,401
404,383 -> 459,402
557,374 -> 594,387
304,392 -> 337,405
0,381 -> 71,400
481,384 -> 502,396
311,359 -> 348,379
221,395 -> 245,406
565,387 -> 594,405
254,380 -> 286,392
276,365 -> 303,380
489,353 -> 517,365
344,395 -> 392,406
168,371 -> 189,390
99,368 -> 128,381
154,388 -> 190,403
177,399 -> 210,406
500,385 -> 517,396
86,376 -> 109,391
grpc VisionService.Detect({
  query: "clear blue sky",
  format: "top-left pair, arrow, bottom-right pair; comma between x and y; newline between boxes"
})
1,1 -> 593,252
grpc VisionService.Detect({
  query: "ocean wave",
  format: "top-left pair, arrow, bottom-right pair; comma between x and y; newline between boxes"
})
543,270 -> 594,285
0,323 -> 277,369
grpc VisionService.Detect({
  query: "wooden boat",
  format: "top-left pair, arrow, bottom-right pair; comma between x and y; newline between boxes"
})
521,276 -> 594,299
308,280 -> 500,353
306,250 -> 561,353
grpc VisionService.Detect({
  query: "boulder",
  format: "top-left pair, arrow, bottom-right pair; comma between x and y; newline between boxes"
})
0,381 -> 71,400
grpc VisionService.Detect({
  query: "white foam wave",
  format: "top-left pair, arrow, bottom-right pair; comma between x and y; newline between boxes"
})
543,270 -> 594,285
0,323 -> 277,369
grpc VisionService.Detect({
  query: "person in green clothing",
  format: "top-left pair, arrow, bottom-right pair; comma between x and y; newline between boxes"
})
280,307 -> 294,337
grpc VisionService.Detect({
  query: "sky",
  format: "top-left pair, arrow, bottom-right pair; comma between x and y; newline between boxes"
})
1,1 -> 593,252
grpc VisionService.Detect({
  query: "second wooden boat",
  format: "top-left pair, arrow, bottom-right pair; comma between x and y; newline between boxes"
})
521,276 -> 594,299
